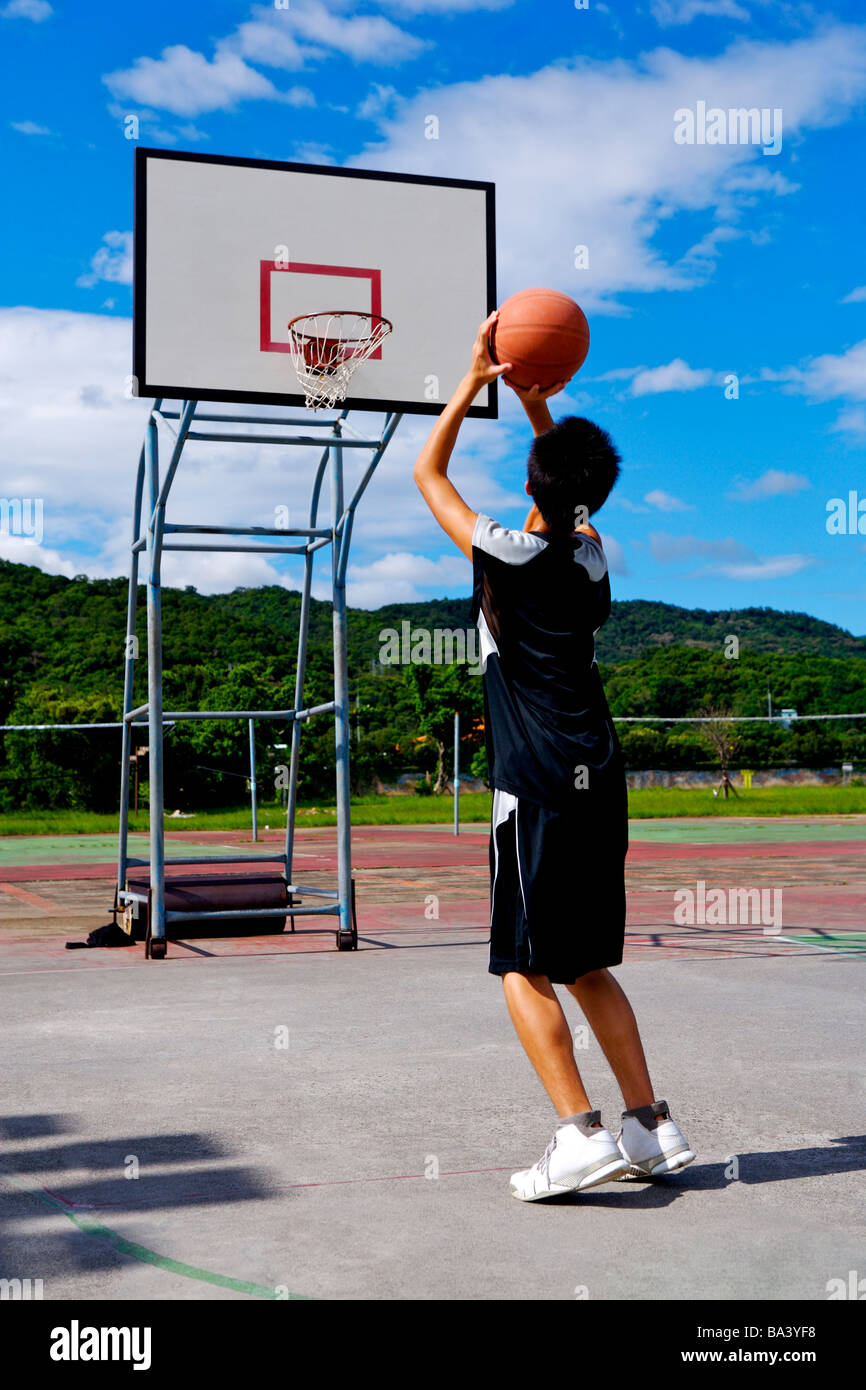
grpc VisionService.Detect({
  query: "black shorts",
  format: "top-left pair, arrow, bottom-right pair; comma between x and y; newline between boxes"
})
488,788 -> 627,984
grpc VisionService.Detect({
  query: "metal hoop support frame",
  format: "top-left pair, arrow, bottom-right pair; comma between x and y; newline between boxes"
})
114,400 -> 402,958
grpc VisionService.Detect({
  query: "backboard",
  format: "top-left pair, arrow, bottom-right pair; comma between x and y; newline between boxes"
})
133,148 -> 497,416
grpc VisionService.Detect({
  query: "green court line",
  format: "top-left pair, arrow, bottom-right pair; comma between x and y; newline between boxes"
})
1,820 -> 863,868
779,934 -> 866,953
0,835 -> 264,868
0,1170 -> 311,1300
628,819 -> 866,844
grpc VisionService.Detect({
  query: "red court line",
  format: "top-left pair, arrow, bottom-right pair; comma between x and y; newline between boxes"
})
0,882 -> 59,910
42,1164 -> 518,1211
2,837 -> 864,883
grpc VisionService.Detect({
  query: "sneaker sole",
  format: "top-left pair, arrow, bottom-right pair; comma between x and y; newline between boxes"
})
510,1155 -> 629,1201
617,1148 -> 696,1180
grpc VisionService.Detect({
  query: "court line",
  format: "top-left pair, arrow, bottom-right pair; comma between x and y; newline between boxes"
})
775,935 -> 866,955
0,1169 -> 310,1300
0,882 -> 60,912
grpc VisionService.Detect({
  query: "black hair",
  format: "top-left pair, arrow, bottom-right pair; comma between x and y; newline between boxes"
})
527,416 -> 621,531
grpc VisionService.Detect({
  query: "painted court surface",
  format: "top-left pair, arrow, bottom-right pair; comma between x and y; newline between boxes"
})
1,817 -> 864,1300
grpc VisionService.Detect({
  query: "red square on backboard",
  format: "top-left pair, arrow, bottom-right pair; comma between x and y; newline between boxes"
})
260,261 -> 384,358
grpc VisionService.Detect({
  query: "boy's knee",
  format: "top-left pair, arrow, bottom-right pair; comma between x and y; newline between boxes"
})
572,967 -> 610,988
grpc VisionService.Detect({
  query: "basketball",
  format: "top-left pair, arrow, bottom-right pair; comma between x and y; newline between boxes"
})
489,288 -> 590,390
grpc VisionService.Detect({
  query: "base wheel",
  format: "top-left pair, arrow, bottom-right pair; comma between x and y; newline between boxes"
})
147,937 -> 167,960
335,930 -> 356,951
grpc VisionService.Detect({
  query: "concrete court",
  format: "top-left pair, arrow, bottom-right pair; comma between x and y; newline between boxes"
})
1,818 -> 864,1301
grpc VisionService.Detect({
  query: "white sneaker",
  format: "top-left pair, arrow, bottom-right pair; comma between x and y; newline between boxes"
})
616,1100 -> 695,1179
510,1112 -> 628,1201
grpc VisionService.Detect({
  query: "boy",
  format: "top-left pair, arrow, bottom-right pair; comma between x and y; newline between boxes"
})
413,311 -> 695,1201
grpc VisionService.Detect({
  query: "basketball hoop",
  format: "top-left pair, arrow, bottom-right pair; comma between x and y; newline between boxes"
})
287,311 -> 393,409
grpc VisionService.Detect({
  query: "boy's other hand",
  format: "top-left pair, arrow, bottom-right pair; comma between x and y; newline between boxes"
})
467,311 -> 513,387
508,378 -> 571,401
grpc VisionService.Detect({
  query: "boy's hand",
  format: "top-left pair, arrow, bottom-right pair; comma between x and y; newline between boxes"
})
508,378 -> 571,401
508,375 -> 570,438
467,311 -> 512,387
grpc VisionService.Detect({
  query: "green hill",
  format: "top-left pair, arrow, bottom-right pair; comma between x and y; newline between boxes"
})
1,557 -> 864,812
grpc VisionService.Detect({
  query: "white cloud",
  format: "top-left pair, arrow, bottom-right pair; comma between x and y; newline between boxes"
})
1,0 -> 53,20
644,488 -> 693,511
158,549 -> 289,595
175,123 -> 210,143
764,341 -> 866,438
0,537 -> 77,575
276,0 -> 427,65
382,0 -> 512,11
104,45 -> 308,118
650,531 -> 813,580
630,359 -> 715,395
830,406 -> 866,437
352,27 -> 866,311
287,141 -> 336,165
650,0 -> 750,26
598,533 -> 629,575
794,340 -> 866,403
222,12 -> 319,71
357,84 -> 400,121
104,104 -> 215,148
0,309 -> 149,530
112,2 -> 427,123
345,551 -> 468,607
76,231 -> 132,290
651,533 -> 748,564
591,366 -> 646,382
728,469 -> 810,500
10,120 -> 51,135
840,285 -> 866,303
709,554 -> 814,580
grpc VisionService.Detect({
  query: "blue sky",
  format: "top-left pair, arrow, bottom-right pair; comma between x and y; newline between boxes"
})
1,0 -> 865,630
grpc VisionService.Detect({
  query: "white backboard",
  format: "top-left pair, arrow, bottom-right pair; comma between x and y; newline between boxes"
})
133,149 -> 497,416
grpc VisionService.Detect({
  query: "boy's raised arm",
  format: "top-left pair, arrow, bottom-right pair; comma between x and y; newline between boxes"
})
413,312 -> 511,560
510,380 -> 569,531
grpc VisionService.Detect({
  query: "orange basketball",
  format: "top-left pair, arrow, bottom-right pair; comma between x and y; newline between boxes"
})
489,288 -> 590,390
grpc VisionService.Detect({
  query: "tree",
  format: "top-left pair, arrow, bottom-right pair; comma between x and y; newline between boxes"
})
696,707 -> 739,798
403,663 -> 484,794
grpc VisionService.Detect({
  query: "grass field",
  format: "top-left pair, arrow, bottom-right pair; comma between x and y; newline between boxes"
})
1,784 -> 865,836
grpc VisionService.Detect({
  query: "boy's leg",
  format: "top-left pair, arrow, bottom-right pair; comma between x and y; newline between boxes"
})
566,968 -> 697,1176
502,971 -> 596,1118
564,967 -> 655,1112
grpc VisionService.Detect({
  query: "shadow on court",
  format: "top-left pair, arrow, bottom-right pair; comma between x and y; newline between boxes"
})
0,1113 -> 274,1286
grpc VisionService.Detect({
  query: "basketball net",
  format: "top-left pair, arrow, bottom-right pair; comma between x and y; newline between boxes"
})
287,311 -> 393,410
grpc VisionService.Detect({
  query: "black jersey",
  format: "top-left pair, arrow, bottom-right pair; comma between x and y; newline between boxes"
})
469,513 -> 624,814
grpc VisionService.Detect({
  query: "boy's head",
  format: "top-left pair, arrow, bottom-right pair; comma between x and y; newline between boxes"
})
526,416 -> 621,531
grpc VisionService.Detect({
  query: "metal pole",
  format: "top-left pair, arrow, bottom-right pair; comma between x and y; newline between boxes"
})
249,718 -> 258,843
454,711 -> 460,837
331,428 -> 353,943
285,440 -> 335,882
116,447 -> 146,899
144,411 -> 166,955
